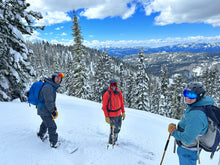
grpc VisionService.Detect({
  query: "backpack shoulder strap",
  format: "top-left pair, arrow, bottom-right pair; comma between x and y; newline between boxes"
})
191,105 -> 220,125
190,106 -> 207,116
107,90 -> 111,110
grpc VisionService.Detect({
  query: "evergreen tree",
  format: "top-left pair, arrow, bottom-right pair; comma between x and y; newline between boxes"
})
135,49 -> 149,111
102,49 -> 112,81
159,64 -> 170,116
0,0 -> 43,101
93,50 -> 106,102
126,71 -> 135,108
150,78 -> 160,114
170,74 -> 185,119
119,63 -> 125,93
201,66 -> 220,106
70,10 -> 89,99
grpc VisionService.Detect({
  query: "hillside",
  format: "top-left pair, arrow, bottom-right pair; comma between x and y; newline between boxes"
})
102,42 -> 220,78
123,51 -> 220,78
0,94 -> 218,165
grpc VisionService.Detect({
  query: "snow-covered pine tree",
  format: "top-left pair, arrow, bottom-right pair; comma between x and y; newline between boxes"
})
92,50 -> 106,102
135,48 -> 149,111
170,74 -> 185,119
70,10 -> 89,99
119,63 -> 125,93
0,0 -> 43,101
126,70 -> 135,108
65,53 -> 74,95
150,78 -> 160,114
102,49 -> 112,81
201,66 -> 220,106
159,64 -> 170,116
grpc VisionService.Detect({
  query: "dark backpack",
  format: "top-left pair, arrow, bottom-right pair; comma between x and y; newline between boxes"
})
27,80 -> 45,107
190,105 -> 220,158
101,87 -> 111,109
101,87 -> 110,99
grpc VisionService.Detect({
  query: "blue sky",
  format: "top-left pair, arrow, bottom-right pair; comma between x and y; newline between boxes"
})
26,0 -> 220,48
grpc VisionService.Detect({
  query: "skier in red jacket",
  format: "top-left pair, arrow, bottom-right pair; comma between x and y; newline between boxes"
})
102,78 -> 125,145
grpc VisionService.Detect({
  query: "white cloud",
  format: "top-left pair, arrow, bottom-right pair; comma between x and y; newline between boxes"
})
34,11 -> 71,26
26,0 -> 220,26
24,30 -> 42,42
80,0 -> 136,19
26,0 -> 136,26
142,0 -> 220,27
55,26 -> 64,30
83,35 -> 220,48
61,32 -> 67,36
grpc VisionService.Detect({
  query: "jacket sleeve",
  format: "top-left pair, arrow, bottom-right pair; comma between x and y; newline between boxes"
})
119,91 -> 125,113
102,92 -> 109,117
42,85 -> 56,113
172,110 -> 208,144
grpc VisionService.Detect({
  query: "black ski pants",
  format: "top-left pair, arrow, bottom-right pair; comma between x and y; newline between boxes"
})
38,115 -> 58,145
109,115 -> 122,144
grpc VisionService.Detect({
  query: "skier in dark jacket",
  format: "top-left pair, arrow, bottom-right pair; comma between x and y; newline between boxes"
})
168,82 -> 214,165
37,72 -> 64,148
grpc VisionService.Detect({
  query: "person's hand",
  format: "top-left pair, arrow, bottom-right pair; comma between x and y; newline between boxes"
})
105,117 -> 110,124
122,113 -> 126,120
168,123 -> 176,134
52,110 -> 58,120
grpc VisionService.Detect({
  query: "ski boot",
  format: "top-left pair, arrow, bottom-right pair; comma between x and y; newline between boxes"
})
37,133 -> 48,142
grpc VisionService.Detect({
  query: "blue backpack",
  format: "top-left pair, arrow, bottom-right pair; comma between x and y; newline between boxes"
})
191,105 -> 220,159
27,80 -> 44,107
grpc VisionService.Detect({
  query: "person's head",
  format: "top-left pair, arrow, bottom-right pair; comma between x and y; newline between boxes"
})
52,72 -> 64,84
109,78 -> 117,91
183,82 -> 206,105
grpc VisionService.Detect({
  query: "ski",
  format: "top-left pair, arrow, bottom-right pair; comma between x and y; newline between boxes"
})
69,147 -> 79,154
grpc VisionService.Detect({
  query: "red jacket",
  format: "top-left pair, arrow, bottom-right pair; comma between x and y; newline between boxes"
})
102,88 -> 125,117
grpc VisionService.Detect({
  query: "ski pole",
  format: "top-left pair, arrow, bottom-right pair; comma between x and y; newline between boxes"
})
160,133 -> 171,165
107,125 -> 111,149
112,125 -> 115,148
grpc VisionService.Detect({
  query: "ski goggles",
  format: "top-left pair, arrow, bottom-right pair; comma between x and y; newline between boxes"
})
110,83 -> 117,87
183,90 -> 197,99
57,73 -> 64,78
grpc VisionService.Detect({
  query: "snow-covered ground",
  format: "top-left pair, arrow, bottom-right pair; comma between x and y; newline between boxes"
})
0,94 -> 218,165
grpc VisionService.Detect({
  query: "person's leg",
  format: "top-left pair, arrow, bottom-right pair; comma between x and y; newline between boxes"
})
37,116 -> 47,138
177,147 -> 198,165
41,116 -> 58,146
109,115 -> 122,143
113,115 -> 122,142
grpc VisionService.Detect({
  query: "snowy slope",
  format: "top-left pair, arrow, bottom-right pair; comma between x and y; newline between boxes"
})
0,94 -> 218,165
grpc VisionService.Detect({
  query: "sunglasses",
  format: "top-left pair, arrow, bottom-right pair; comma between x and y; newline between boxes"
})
58,73 -> 64,78
110,83 -> 117,87
183,90 -> 197,99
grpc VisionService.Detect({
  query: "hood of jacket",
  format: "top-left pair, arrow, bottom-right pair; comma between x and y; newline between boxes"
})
44,77 -> 60,90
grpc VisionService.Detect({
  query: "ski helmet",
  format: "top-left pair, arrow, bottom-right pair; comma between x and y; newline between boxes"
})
52,72 -> 64,82
109,78 -> 117,84
184,82 -> 206,101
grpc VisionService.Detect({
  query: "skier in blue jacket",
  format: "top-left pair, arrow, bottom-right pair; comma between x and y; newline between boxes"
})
168,82 -> 214,165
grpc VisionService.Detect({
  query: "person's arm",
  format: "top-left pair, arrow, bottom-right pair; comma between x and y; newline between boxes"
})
102,92 -> 110,117
42,85 -> 56,113
172,111 -> 208,144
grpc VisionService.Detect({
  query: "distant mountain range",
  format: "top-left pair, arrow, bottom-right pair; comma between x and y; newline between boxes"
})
101,42 -> 220,79
101,42 -> 220,58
